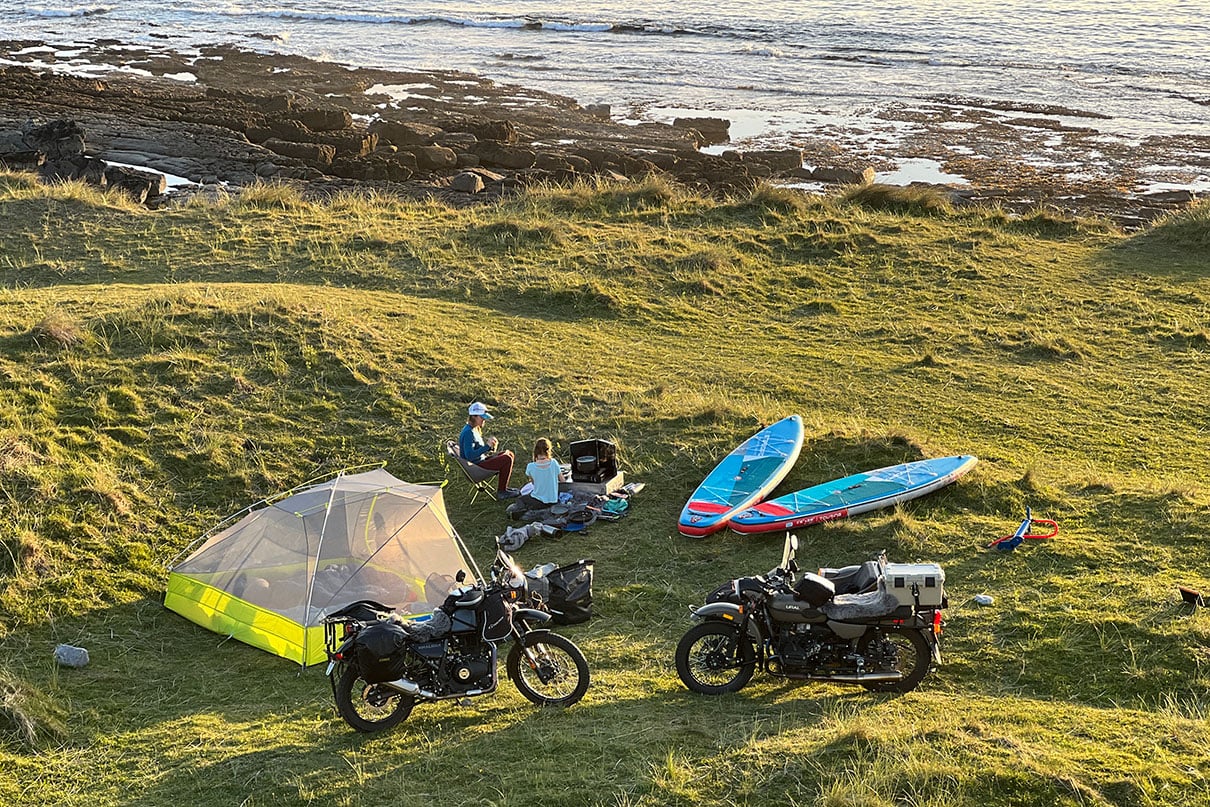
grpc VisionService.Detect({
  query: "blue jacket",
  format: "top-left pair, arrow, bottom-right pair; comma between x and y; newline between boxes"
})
459,423 -> 490,463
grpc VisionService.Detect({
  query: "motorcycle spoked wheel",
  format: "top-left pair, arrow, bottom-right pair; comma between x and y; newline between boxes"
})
675,620 -> 756,695
332,663 -> 416,732
855,628 -> 932,693
506,630 -> 590,707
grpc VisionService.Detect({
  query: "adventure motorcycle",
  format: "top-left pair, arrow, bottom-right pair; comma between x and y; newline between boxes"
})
675,534 -> 946,694
324,549 -> 590,732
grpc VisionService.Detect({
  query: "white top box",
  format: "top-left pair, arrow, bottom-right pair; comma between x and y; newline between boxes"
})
883,563 -> 945,607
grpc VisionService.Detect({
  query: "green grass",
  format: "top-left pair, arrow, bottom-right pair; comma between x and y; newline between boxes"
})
1,173 -> 1208,806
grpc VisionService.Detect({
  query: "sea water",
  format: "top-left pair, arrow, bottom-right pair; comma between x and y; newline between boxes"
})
2,1 -> 1208,171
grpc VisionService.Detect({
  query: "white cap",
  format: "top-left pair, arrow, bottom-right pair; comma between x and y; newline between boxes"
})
468,401 -> 493,419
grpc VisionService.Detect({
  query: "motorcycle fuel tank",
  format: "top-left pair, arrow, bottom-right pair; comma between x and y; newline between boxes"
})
768,593 -> 827,624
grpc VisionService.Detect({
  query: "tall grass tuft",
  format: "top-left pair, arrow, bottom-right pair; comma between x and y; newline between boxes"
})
739,183 -> 811,216
1004,206 -> 1112,238
234,180 -> 309,210
1135,199 -> 1210,250
30,310 -> 87,348
0,671 -> 66,751
840,182 -> 954,215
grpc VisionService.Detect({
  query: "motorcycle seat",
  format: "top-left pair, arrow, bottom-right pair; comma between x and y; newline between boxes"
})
820,582 -> 901,621
822,560 -> 882,596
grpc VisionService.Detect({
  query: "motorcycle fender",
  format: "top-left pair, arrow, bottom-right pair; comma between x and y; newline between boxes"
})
515,607 -> 551,625
691,603 -> 762,642
826,620 -> 868,640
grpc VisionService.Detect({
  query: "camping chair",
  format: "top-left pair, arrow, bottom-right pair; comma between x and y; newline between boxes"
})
444,439 -> 498,503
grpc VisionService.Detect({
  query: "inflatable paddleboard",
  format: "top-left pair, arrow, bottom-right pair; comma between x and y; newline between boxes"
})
729,454 -> 977,535
678,415 -> 804,538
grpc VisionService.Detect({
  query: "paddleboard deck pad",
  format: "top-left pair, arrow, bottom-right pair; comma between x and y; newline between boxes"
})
678,415 -> 804,537
729,454 -> 977,534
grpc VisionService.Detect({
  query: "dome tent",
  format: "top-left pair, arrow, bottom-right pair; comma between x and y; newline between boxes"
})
164,468 -> 473,666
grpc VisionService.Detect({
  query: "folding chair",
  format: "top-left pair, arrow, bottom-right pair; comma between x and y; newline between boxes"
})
444,439 -> 498,503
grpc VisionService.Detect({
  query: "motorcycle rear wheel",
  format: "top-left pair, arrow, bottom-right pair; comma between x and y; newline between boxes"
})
333,663 -> 416,732
857,628 -> 932,693
506,630 -> 590,707
675,621 -> 756,695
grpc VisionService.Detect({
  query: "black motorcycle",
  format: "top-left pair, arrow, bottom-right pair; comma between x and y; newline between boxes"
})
324,549 -> 590,732
675,534 -> 945,694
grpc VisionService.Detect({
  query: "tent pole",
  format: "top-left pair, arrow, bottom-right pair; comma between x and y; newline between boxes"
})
452,528 -> 485,584
301,467 -> 346,666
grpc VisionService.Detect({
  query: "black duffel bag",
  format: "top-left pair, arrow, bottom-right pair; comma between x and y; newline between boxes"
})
546,559 -> 594,625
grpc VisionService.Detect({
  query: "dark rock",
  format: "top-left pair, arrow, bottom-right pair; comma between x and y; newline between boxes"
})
23,118 -> 86,159
673,116 -> 731,144
464,119 -> 517,143
644,153 -> 679,170
312,131 -> 379,157
455,152 -> 480,168
804,165 -> 875,185
104,164 -> 167,202
535,153 -> 575,172
584,104 -> 611,121
1140,189 -> 1195,204
248,119 -> 313,143
370,120 -> 442,146
262,138 -> 336,165
40,154 -> 108,185
409,144 -> 458,170
295,107 -> 352,132
0,130 -> 44,169
475,142 -> 537,170
467,167 -> 506,183
437,132 -> 479,150
564,154 -> 594,174
450,172 -> 485,193
744,148 -> 805,173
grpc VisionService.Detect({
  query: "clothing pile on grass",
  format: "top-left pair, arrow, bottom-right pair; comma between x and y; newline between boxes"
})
497,482 -> 643,551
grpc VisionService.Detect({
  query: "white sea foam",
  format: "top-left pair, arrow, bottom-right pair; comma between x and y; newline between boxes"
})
28,5 -> 112,18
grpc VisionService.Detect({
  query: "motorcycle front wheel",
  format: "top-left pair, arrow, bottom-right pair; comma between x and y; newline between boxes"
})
675,620 -> 756,695
332,663 -> 416,732
506,630 -> 590,707
857,628 -> 932,693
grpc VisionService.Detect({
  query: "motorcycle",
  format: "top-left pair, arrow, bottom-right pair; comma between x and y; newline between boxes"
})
675,533 -> 946,694
323,548 -> 590,732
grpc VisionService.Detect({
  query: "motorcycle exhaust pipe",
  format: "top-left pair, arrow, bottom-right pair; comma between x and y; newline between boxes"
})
808,672 -> 903,684
381,677 -> 438,700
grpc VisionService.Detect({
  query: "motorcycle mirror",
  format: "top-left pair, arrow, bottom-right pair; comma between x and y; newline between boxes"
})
456,570 -> 466,583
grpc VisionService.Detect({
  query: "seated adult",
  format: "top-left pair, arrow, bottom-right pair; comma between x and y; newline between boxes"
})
516,437 -> 561,511
459,401 -> 519,500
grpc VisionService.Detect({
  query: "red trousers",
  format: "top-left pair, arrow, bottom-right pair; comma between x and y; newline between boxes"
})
476,450 -> 515,492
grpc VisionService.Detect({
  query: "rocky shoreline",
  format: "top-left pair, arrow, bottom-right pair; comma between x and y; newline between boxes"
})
1,42 -> 1204,226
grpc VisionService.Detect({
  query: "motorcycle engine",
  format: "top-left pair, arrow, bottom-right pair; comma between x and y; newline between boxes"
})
769,625 -> 837,674
442,648 -> 494,693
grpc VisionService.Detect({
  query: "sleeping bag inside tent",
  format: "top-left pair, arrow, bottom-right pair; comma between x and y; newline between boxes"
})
164,468 -> 472,666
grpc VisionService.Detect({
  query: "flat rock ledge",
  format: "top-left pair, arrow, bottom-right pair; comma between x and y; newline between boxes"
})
0,43 -> 1202,225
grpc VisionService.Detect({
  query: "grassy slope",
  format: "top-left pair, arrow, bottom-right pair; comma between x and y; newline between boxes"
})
0,172 -> 1208,806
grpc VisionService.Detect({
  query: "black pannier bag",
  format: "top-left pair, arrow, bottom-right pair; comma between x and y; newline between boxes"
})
481,588 -> 514,642
354,620 -> 410,683
546,559 -> 594,625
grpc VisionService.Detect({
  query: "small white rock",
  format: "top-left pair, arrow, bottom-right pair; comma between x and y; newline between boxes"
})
54,643 -> 90,668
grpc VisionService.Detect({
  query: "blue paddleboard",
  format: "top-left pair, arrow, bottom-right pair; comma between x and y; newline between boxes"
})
678,415 -> 805,537
729,454 -> 977,534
